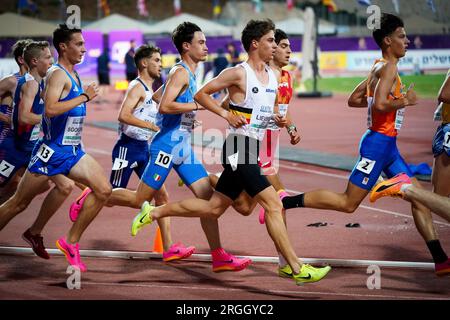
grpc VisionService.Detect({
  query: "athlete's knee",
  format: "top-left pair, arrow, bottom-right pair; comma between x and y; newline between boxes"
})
94,183 -> 112,202
55,179 -> 74,197
264,200 -> 283,217
235,201 -> 253,216
341,202 -> 359,213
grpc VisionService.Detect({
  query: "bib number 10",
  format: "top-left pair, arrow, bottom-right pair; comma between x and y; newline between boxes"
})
155,151 -> 172,169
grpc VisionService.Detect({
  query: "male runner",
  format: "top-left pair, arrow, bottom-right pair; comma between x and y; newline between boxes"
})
1,24 -> 111,272
0,41 -> 75,259
208,29 -> 301,277
430,70 -> 450,203
131,19 -> 331,285
76,22 -> 250,272
280,14 -> 449,276
0,39 -> 39,203
71,44 -> 195,261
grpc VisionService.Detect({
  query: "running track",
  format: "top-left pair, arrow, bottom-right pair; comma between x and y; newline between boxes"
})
0,92 -> 448,300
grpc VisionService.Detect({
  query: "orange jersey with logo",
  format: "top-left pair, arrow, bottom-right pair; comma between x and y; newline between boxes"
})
278,70 -> 293,104
367,59 -> 404,137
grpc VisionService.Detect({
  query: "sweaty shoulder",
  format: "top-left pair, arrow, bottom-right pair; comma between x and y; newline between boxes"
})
378,61 -> 398,79
46,67 -> 69,84
169,65 -> 189,83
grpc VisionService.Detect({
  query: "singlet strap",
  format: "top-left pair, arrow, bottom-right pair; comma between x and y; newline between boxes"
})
56,63 -> 82,90
136,78 -> 149,92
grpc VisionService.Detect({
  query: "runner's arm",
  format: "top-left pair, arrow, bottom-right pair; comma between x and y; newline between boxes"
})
348,79 -> 368,108
195,68 -> 246,127
158,67 -> 197,114
118,84 -> 159,131
0,75 -> 16,97
438,73 -> 450,104
45,70 -> 93,117
18,81 -> 41,125
374,63 -> 416,112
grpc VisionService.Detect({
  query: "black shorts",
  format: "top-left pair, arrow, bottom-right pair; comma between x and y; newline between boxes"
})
215,134 -> 271,200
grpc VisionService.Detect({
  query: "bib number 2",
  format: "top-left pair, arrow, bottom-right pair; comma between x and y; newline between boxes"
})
356,157 -> 376,174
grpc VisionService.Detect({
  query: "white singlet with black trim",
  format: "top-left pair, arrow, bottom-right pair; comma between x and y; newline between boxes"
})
228,62 -> 278,141
119,78 -> 158,142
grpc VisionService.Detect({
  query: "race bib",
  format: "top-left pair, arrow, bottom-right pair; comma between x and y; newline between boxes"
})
444,132 -> 450,148
394,108 -> 405,130
63,116 -> 84,145
180,111 -> 196,131
0,160 -> 15,178
29,124 -> 41,141
112,158 -> 129,171
356,157 -> 376,174
155,150 -> 172,169
36,143 -> 55,163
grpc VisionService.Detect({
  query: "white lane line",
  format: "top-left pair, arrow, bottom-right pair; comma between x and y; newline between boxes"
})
0,246 -> 435,269
279,163 -> 349,179
39,280 -> 449,300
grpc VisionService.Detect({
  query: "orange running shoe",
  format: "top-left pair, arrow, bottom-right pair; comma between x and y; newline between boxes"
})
369,173 -> 411,203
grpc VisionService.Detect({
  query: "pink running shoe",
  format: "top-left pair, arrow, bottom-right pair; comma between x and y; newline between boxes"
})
259,190 -> 289,224
212,248 -> 252,273
435,258 -> 450,277
163,242 -> 196,262
69,187 -> 92,222
56,237 -> 87,272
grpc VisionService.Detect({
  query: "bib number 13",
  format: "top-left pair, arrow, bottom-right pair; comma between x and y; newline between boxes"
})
37,144 -> 55,163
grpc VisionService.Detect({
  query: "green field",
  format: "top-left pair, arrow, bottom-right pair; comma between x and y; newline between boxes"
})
304,74 -> 446,98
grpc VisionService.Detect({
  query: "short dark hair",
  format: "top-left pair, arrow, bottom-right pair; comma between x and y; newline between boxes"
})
53,23 -> 82,54
12,39 -> 33,65
172,22 -> 202,55
23,41 -> 50,66
241,19 -> 275,52
134,44 -> 161,69
372,13 -> 404,49
275,29 -> 288,45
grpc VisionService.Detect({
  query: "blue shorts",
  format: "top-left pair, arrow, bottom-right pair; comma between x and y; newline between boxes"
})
141,132 -> 207,190
432,123 -> 450,158
349,130 -> 413,190
110,135 -> 150,188
0,137 -> 31,187
28,139 -> 85,176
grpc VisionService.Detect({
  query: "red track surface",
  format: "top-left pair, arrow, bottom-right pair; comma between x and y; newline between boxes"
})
0,92 -> 448,300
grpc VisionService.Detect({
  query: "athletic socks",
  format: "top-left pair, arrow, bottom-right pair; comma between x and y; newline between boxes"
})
282,193 -> 305,209
426,240 -> 448,264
